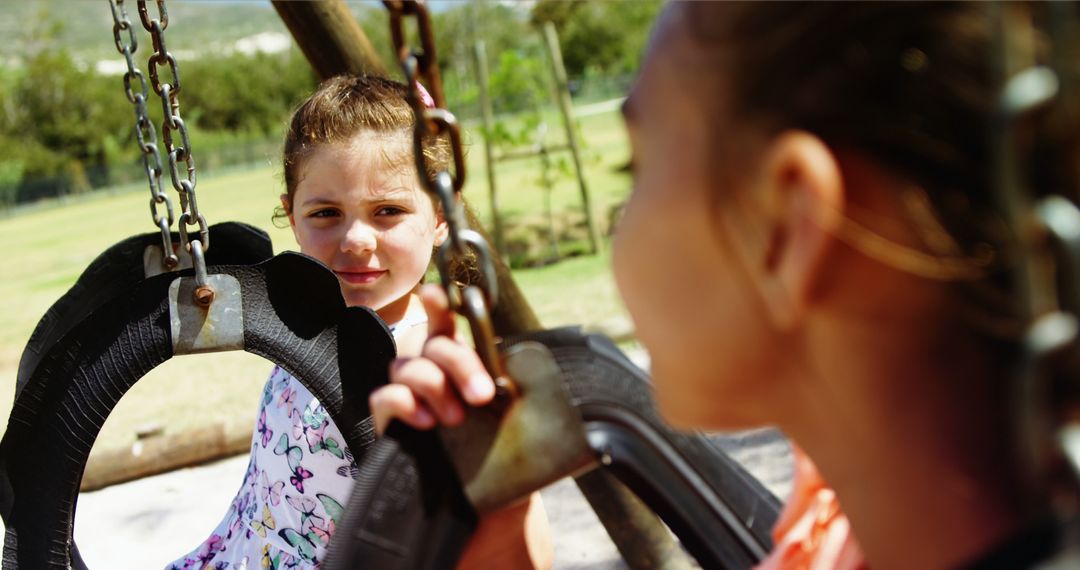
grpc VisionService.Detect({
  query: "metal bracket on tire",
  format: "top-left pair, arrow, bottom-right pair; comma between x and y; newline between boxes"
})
143,244 -> 193,277
438,341 -> 596,513
169,274 -> 244,354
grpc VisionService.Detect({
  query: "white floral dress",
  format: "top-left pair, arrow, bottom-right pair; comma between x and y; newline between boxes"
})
166,314 -> 426,570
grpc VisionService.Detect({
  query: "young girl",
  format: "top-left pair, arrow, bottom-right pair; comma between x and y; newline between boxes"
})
167,75 -> 551,570
372,3 -> 1075,569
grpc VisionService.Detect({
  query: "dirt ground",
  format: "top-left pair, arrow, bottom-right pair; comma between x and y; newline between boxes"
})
66,428 -> 791,568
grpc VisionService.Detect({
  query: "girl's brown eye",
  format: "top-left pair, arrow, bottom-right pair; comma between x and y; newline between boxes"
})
617,158 -> 636,174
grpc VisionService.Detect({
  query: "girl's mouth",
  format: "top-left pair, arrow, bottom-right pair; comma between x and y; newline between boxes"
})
336,270 -> 386,285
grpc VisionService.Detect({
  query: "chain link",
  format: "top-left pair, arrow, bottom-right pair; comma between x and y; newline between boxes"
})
385,0 -> 505,380
109,0 -> 177,270
137,0 -> 209,280
136,0 -> 168,31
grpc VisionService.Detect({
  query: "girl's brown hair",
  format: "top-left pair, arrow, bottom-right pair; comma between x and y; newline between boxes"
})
274,74 -> 449,223
688,2 -> 1080,333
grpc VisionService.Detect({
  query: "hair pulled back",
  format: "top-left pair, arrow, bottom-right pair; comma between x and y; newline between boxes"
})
276,74 -> 449,221
688,2 -> 1080,333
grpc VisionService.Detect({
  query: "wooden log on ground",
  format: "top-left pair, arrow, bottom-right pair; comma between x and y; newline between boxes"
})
80,420 -> 252,492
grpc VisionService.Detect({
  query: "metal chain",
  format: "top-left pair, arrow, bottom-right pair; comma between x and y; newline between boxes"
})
385,0 -> 509,384
137,0 -> 211,292
108,0 -> 177,270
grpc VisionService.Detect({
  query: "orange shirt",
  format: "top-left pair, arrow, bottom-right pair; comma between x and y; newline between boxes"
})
754,446 -> 867,570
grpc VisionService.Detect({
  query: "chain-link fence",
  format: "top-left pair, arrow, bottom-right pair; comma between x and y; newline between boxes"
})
0,136 -> 282,215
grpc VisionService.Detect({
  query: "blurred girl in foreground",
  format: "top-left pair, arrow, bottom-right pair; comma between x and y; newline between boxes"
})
372,3 -> 1077,568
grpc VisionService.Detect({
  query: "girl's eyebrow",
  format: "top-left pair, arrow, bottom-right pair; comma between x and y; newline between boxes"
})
298,188 -> 415,208
373,188 -> 416,200
298,195 -> 337,208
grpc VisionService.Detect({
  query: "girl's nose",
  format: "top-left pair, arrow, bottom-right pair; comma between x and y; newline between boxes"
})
341,219 -> 377,254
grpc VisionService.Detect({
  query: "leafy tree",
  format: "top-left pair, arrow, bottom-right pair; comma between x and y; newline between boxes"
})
430,1 -> 534,116
487,49 -> 549,116
531,0 -> 662,78
183,49 -> 316,135
13,47 -> 129,194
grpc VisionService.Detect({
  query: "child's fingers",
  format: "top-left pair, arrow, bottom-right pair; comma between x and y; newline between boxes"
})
369,383 -> 437,434
422,336 -> 496,406
419,284 -> 455,338
389,356 -> 465,426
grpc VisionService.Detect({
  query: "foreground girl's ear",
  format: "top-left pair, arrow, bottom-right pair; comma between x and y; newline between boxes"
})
753,131 -> 844,329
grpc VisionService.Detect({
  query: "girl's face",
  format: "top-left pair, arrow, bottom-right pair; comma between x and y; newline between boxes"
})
287,131 -> 447,324
614,6 -> 785,429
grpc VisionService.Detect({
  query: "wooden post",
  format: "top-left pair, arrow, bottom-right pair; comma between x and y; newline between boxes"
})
575,470 -> 695,570
539,22 -> 687,568
542,21 -> 601,255
474,41 -> 507,260
272,1 -> 387,79
537,124 -> 561,262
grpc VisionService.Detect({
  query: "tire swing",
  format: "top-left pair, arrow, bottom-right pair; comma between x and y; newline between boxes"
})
325,3 -> 781,568
1,254 -> 395,569
0,2 -> 397,567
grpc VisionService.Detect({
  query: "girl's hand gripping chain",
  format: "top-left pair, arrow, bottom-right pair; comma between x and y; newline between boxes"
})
369,283 -> 553,570
371,284 -> 496,433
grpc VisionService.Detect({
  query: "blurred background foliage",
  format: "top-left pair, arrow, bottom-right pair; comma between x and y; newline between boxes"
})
0,0 -> 661,212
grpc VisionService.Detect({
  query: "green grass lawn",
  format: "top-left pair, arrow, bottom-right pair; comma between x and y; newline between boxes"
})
0,106 -> 634,452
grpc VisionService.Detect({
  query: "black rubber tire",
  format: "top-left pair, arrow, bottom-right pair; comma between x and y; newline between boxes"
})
15,222 -> 274,399
522,329 -> 779,567
324,328 -> 780,570
11,222 -> 271,570
321,424 -> 479,570
0,252 -> 395,569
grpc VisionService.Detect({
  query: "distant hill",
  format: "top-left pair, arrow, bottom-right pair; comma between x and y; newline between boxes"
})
0,1 -> 525,74
0,1 -> 306,66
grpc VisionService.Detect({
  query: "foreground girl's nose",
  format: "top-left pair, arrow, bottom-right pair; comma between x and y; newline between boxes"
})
342,220 -> 377,253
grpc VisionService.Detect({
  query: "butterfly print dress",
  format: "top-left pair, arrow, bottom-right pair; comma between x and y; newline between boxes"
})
166,316 -> 425,570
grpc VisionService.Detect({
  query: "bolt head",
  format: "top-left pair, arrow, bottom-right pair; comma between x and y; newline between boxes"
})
194,286 -> 215,307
